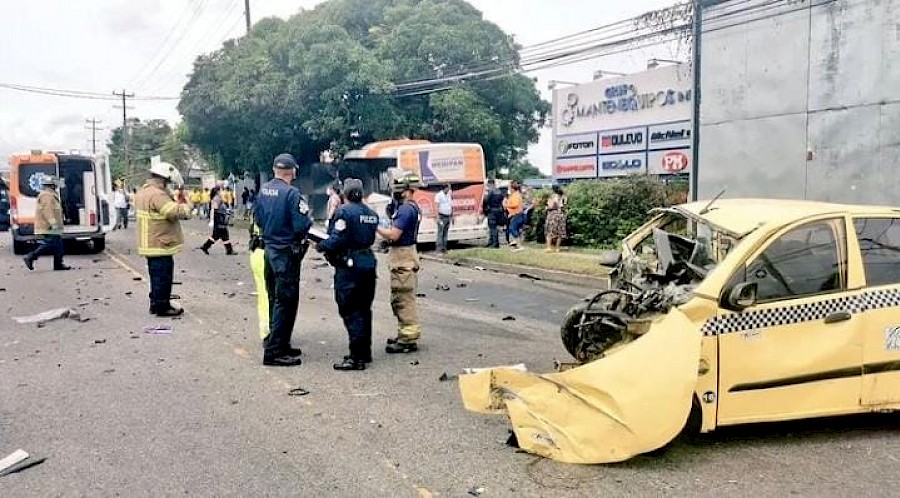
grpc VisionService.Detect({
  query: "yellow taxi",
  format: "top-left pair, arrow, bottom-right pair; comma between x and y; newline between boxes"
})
460,199 -> 900,464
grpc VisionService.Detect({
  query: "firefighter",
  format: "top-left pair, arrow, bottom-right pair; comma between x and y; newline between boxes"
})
23,176 -> 70,271
134,161 -> 192,317
316,178 -> 379,371
377,169 -> 423,354
253,153 -> 312,367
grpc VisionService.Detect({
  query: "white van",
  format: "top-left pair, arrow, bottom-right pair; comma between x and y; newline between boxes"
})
8,151 -> 113,254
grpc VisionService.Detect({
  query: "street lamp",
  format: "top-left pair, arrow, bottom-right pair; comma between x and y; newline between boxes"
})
593,69 -> 627,80
547,80 -> 580,90
647,58 -> 684,69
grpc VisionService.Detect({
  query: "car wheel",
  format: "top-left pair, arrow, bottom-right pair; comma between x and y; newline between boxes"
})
91,237 -> 106,253
560,302 -> 588,359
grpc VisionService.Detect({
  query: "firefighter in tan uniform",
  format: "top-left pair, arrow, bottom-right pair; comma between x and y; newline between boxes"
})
377,170 -> 424,354
134,161 -> 192,317
23,175 -> 70,271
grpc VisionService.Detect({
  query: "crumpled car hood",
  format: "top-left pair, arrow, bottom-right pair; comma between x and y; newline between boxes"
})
459,309 -> 702,464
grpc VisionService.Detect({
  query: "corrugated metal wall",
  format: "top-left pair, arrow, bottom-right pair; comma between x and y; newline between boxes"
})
699,0 -> 900,204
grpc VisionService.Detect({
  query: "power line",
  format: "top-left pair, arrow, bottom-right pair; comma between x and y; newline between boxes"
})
0,81 -> 178,101
126,0 -> 200,87
133,0 -> 213,92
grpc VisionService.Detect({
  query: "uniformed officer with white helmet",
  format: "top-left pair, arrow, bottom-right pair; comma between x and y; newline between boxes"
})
134,160 -> 192,317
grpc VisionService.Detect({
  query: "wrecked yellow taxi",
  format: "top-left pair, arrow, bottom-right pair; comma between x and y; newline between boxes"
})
460,199 -> 900,464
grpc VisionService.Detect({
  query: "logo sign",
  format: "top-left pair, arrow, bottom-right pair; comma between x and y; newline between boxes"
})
28,172 -> 49,193
661,151 -> 689,173
647,148 -> 692,176
554,156 -> 598,179
555,133 -> 597,159
648,121 -> 692,149
599,127 -> 645,153
419,148 -> 466,183
598,152 -> 646,177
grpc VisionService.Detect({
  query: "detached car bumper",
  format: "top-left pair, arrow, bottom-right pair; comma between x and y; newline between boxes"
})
459,309 -> 702,464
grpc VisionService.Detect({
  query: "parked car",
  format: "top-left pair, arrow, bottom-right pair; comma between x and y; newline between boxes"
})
461,199 -> 900,464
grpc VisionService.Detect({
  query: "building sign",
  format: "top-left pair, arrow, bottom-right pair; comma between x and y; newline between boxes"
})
556,133 -> 598,158
554,156 -> 598,180
551,65 -> 693,181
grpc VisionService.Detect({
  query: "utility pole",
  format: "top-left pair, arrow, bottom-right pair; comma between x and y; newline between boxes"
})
85,118 -> 103,156
112,89 -> 135,176
690,0 -> 703,201
244,0 -> 251,35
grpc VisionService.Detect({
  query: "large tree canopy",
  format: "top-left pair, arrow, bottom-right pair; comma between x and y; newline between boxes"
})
107,119 -> 189,182
178,0 -> 548,176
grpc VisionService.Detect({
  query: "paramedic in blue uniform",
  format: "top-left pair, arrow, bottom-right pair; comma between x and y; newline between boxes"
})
316,178 -> 379,371
253,153 -> 313,367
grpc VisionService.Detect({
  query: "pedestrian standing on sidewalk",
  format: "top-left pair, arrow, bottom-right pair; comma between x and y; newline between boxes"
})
434,183 -> 453,254
199,187 -> 236,255
504,181 -> 525,251
241,187 -> 250,215
316,178 -> 379,371
378,169 -> 423,354
481,179 -> 505,248
23,176 -> 70,272
134,162 -> 192,317
113,181 -> 129,230
254,153 -> 313,367
326,181 -> 343,229
545,185 -> 568,252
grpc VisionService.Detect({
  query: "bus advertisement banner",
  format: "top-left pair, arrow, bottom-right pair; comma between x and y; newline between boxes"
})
412,183 -> 484,217
398,146 -> 484,184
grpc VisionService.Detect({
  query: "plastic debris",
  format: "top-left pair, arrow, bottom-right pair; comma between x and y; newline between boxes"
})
502,315 -> 516,321
468,486 -> 485,496
12,308 -> 89,325
288,387 -> 310,396
142,324 -> 174,335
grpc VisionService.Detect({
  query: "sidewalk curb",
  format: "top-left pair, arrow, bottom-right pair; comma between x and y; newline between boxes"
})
420,253 -> 609,289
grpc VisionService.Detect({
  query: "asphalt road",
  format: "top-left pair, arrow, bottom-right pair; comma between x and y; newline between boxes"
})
1,221 -> 899,497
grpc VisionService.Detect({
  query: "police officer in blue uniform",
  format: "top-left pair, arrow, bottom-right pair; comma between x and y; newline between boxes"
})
316,178 -> 379,371
253,153 -> 313,367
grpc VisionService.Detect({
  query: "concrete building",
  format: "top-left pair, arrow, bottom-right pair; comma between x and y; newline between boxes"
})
698,0 -> 900,204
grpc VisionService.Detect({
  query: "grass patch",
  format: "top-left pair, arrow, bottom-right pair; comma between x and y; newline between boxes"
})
447,246 -> 610,277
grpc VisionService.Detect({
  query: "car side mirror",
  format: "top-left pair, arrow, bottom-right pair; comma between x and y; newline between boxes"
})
598,250 -> 622,267
727,282 -> 758,311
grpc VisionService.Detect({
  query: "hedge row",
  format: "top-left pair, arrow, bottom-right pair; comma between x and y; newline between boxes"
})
525,176 -> 689,247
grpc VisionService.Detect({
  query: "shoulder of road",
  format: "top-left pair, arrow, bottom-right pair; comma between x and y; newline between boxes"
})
422,245 -> 610,288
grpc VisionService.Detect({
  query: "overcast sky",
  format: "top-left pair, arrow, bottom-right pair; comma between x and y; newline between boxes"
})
0,0 -> 680,173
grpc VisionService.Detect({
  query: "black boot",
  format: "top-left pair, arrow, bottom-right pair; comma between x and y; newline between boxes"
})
23,255 -> 34,271
333,357 -> 367,371
225,243 -> 236,255
385,341 -> 418,354
199,240 -> 213,255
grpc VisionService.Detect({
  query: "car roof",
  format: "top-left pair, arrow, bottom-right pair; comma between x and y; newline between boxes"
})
676,198 -> 899,237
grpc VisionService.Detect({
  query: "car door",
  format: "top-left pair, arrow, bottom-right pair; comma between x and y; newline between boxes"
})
853,217 -> 900,407
716,217 -> 865,425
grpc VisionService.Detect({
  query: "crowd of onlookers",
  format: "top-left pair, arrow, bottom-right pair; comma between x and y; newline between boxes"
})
110,182 -> 259,231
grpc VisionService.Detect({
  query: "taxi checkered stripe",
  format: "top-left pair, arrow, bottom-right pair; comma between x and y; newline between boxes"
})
701,288 -> 900,336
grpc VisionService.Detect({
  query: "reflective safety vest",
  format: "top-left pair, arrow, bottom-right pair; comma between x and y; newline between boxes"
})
134,181 -> 191,256
34,189 -> 63,236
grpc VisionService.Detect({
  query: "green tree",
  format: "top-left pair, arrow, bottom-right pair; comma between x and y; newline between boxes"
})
108,119 -> 189,181
178,0 -> 548,176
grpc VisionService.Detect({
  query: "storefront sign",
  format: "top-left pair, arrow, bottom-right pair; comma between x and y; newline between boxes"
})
554,156 -> 598,179
556,133 -> 598,158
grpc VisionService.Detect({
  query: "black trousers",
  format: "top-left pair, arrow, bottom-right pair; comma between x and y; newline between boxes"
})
147,256 -> 174,311
28,235 -> 64,268
334,266 -> 377,361
263,247 -> 302,356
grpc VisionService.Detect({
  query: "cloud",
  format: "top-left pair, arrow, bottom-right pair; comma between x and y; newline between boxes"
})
104,0 -> 163,34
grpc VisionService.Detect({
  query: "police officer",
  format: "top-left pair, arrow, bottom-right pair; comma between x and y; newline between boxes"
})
23,176 -> 70,271
481,179 -> 505,248
377,169 -> 423,354
133,161 -> 192,317
253,153 -> 313,367
316,178 -> 379,371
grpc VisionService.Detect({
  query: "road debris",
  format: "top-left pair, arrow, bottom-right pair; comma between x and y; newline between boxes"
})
12,308 -> 89,325
410,360 -> 420,366
142,324 -> 174,335
456,283 -> 468,288
0,449 -> 29,474
518,273 -> 541,281
288,387 -> 310,396
435,284 -> 450,291
0,453 -> 44,478
94,339 -> 107,344
439,372 -> 459,382
416,293 -> 427,298
465,298 -> 479,302
467,486 -> 485,496
502,315 -> 516,321
473,266 -> 486,271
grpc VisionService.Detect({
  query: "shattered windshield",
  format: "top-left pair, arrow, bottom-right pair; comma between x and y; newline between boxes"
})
630,212 -> 736,278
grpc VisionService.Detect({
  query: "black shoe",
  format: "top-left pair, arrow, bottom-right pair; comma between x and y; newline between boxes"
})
344,354 -> 372,364
284,347 -> 303,357
23,256 -> 34,271
53,265 -> 72,271
263,354 -> 303,367
333,357 -> 367,371
170,294 -> 181,300
155,307 -> 184,317
199,245 -> 210,255
385,342 -> 418,354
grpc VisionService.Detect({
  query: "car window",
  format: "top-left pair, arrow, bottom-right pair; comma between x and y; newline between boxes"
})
854,218 -> 900,287
745,219 -> 846,302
